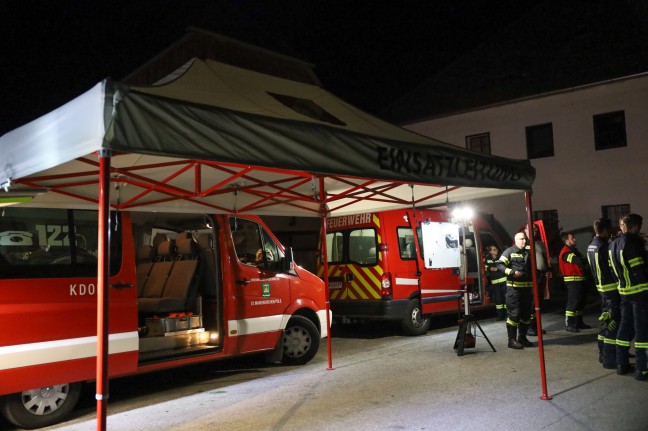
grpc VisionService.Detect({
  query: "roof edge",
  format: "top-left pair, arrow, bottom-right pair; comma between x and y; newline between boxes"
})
402,70 -> 648,125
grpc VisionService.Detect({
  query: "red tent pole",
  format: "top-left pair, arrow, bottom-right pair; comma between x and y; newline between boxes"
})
96,150 -> 111,430
525,191 -> 552,400
319,176 -> 334,370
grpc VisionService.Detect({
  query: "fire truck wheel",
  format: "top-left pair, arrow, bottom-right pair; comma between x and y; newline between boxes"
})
281,315 -> 320,365
0,382 -> 82,429
401,299 -> 432,336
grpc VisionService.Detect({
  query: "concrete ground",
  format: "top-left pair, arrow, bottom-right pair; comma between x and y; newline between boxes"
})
39,299 -> 647,431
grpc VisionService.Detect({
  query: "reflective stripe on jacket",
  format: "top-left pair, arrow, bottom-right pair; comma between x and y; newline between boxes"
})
586,236 -> 618,292
485,256 -> 507,284
497,245 -> 532,288
559,245 -> 585,282
609,233 -> 648,295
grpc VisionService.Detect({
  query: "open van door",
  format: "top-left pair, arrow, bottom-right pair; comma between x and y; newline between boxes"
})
419,220 -> 462,315
519,220 -> 552,300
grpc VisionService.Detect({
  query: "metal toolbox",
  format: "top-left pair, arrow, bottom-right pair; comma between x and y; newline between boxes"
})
145,317 -> 177,336
163,317 -> 179,332
176,316 -> 190,331
190,315 -> 202,328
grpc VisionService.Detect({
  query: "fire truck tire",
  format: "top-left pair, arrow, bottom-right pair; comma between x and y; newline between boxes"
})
281,315 -> 320,365
0,382 -> 82,429
401,299 -> 431,336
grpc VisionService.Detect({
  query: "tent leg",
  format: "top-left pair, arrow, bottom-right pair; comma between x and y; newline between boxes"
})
319,177 -> 334,370
96,150 -> 111,431
525,191 -> 552,400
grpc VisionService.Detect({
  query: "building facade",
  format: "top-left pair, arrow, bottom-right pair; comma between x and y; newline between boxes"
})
401,73 -> 648,254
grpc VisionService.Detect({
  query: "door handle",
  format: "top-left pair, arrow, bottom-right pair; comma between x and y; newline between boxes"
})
236,278 -> 250,285
111,282 -> 133,289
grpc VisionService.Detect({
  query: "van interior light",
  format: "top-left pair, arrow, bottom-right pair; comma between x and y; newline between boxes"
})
451,207 -> 474,220
208,331 -> 220,345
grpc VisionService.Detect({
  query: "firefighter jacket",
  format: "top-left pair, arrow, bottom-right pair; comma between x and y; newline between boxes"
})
587,236 -> 618,293
485,254 -> 506,284
497,245 -> 533,288
609,232 -> 648,296
559,245 -> 586,282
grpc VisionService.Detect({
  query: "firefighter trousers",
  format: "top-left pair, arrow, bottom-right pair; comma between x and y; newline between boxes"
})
565,281 -> 587,324
599,290 -> 620,367
492,281 -> 507,320
616,293 -> 648,372
506,286 -> 532,326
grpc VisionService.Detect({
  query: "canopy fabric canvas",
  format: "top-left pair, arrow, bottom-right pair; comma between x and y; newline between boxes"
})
0,58 -> 534,215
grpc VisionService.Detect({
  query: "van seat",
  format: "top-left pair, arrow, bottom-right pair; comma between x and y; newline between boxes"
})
138,232 -> 199,314
464,239 -> 478,273
136,245 -> 155,297
138,240 -> 175,300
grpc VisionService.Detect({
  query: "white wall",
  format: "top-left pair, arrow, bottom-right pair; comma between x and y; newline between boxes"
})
404,74 -> 648,249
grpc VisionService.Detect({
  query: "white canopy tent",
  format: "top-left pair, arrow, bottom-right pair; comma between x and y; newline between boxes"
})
0,58 -> 548,430
0,59 -> 533,215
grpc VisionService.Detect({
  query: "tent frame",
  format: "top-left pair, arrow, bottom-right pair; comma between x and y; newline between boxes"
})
85,153 -> 548,430
1,68 -> 542,429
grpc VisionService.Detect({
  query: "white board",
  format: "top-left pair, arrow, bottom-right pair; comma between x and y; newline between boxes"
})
421,221 -> 461,269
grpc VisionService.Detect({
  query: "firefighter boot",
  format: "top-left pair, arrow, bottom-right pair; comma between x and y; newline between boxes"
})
507,324 -> 523,349
617,364 -> 633,375
517,324 -> 533,347
527,319 -> 537,336
602,342 -> 617,369
565,316 -> 579,333
527,319 -> 546,336
496,307 -> 507,321
576,315 -> 592,329
634,350 -> 648,380
616,345 -> 632,375
635,370 -> 648,381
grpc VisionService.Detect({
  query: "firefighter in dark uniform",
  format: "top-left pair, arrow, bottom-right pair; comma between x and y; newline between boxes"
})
485,245 -> 507,321
609,213 -> 648,380
587,218 -> 620,369
497,232 -> 534,349
559,232 -> 591,332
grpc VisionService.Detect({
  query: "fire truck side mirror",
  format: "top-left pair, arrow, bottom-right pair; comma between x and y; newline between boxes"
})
281,246 -> 295,273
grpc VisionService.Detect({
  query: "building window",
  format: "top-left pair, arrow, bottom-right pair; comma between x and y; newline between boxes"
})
602,204 -> 631,232
526,123 -> 554,159
466,133 -> 491,154
533,209 -> 561,256
593,110 -> 627,151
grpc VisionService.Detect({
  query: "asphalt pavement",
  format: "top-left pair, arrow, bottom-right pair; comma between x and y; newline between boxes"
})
30,297 -> 648,431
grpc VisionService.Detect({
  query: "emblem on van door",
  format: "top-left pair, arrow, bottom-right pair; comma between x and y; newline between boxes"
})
262,282 -> 271,297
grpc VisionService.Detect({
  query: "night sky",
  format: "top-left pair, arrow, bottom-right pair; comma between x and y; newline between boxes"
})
0,0 -> 538,135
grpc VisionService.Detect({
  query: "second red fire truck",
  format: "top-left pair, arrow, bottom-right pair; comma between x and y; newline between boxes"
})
318,208 -> 508,335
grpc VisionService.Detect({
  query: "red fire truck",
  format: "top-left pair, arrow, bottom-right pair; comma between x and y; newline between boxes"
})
0,208 -> 329,429
318,208 -> 508,335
